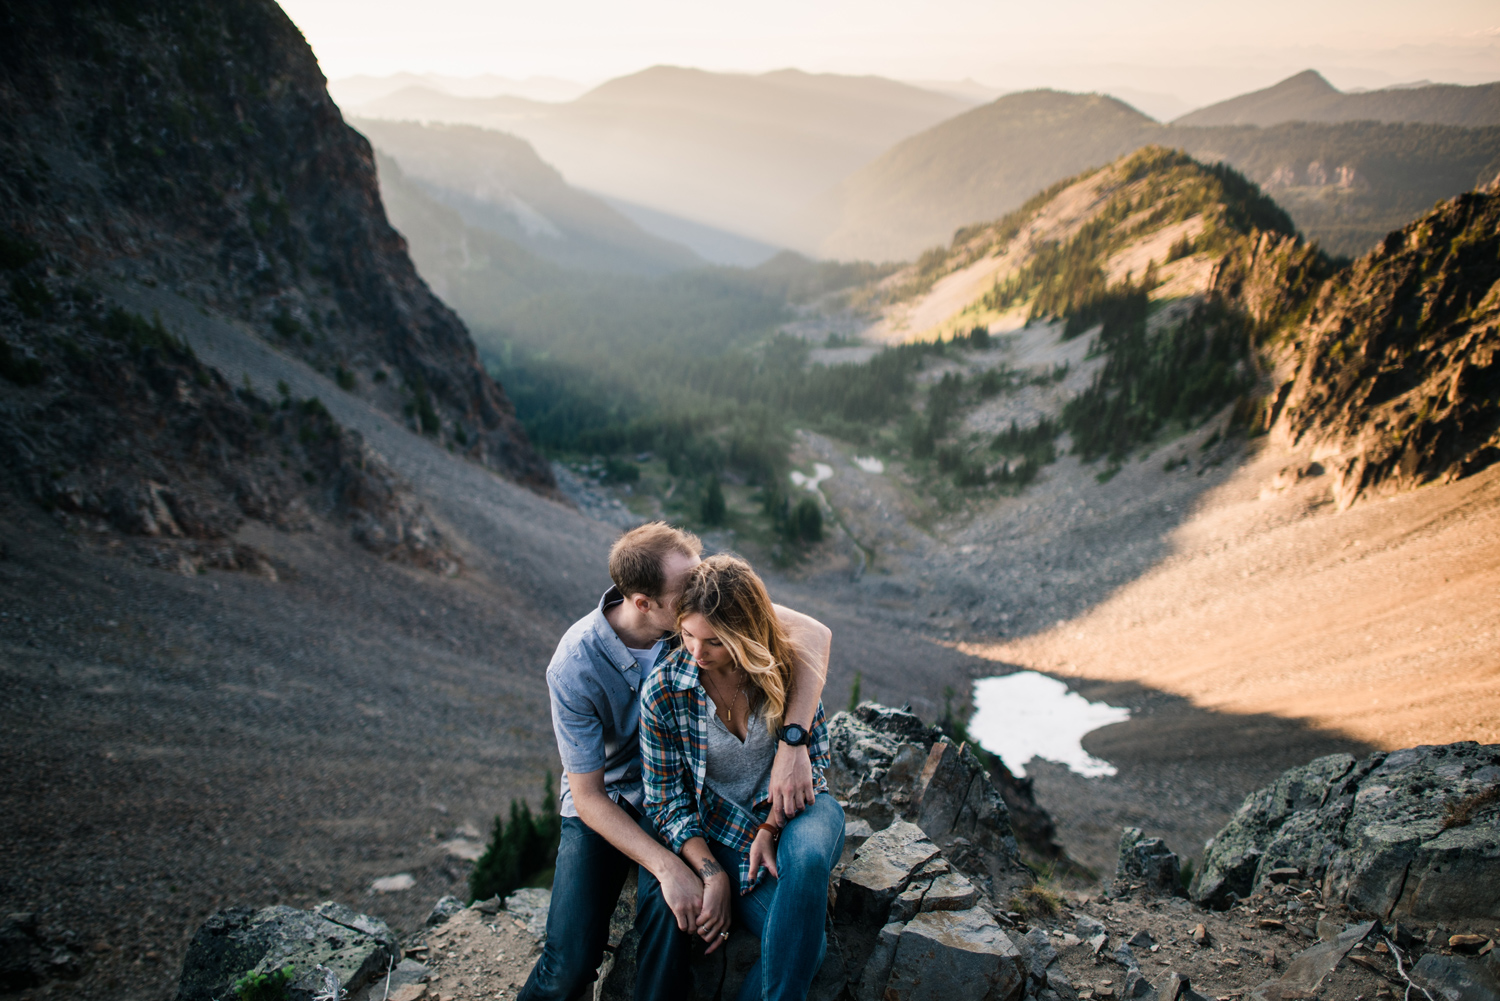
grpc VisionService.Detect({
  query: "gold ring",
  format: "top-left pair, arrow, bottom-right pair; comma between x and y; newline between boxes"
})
719,931 -> 729,939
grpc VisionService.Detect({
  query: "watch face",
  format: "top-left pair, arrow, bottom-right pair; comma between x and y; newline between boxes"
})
783,724 -> 807,744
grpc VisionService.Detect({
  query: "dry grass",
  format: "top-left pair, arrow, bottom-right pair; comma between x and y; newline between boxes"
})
1010,883 -> 1064,918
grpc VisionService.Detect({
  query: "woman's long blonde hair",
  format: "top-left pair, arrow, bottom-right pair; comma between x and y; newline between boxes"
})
677,554 -> 796,731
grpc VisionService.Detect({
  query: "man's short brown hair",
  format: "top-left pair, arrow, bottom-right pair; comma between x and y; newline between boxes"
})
609,522 -> 703,601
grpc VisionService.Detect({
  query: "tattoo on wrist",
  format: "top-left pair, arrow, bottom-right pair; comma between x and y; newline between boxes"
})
698,857 -> 724,879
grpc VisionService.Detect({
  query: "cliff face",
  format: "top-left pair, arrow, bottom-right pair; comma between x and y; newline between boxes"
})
1265,186 -> 1500,507
0,0 -> 550,488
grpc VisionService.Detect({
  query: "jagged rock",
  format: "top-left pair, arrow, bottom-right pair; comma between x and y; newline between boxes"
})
1127,930 -> 1155,949
1116,829 -> 1182,895
836,821 -> 944,929
1077,916 -> 1107,939
175,902 -> 397,1001
426,896 -> 465,926
1016,927 -> 1059,983
883,908 -> 1025,1001
1249,922 -> 1374,1001
856,922 -> 907,1001
1413,951 -> 1500,1001
1122,969 -> 1155,998
502,888 -> 550,945
1192,743 -> 1500,920
1149,973 -> 1213,1001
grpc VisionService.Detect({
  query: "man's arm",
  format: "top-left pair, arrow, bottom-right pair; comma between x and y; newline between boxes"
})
770,603 -> 832,817
569,769 -> 702,932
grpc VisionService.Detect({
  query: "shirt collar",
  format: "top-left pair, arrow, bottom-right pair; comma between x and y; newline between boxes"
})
592,585 -> 677,680
662,644 -> 702,693
590,585 -> 641,678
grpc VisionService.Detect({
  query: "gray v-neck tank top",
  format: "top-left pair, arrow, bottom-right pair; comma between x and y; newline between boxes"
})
703,695 -> 776,814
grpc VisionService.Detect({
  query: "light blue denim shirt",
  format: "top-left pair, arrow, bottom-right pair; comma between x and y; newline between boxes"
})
547,585 -> 671,818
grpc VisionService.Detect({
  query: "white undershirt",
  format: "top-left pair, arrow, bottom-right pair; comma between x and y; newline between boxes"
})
626,638 -> 664,675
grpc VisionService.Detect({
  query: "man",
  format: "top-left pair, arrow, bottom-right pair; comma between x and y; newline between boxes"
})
519,522 -> 831,1001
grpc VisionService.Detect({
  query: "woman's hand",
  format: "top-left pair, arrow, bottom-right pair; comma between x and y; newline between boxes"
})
697,864 -> 733,954
748,827 -> 779,882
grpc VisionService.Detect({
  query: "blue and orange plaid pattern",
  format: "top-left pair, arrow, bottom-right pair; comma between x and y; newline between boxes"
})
640,643 -> 830,894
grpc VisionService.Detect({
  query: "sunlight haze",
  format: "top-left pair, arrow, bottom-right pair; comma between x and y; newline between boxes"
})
282,0 -> 1500,108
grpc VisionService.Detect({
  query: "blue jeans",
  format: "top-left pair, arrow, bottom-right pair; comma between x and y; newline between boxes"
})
518,809 -> 690,1001
709,793 -> 846,1001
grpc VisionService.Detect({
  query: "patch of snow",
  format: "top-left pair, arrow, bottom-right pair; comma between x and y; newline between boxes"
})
370,873 -> 416,893
968,671 -> 1130,777
790,463 -> 834,492
853,456 -> 885,474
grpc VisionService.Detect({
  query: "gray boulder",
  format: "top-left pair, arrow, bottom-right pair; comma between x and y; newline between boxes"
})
883,908 -> 1026,1001
1192,742 -> 1500,921
1116,828 -> 1182,895
175,901 -> 397,1001
425,895 -> 466,926
1413,951 -> 1500,1001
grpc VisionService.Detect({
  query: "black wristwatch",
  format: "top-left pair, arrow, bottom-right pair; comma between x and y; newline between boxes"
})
777,723 -> 811,747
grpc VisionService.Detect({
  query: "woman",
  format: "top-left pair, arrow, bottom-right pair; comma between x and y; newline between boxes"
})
640,554 -> 844,1001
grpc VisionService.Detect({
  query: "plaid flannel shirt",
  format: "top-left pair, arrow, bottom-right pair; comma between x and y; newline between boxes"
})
640,643 -> 830,894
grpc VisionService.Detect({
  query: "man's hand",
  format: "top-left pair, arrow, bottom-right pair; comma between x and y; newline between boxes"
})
770,741 -> 814,818
654,855 -> 704,934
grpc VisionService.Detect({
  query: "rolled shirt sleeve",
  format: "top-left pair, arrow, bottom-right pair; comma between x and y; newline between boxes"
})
547,669 -> 607,777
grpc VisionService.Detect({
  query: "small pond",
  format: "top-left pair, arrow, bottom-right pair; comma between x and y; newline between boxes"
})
968,671 -> 1131,778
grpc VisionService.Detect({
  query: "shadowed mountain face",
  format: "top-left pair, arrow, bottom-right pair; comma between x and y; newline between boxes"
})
351,118 -> 702,276
809,89 -> 1500,260
1262,182 -> 1500,507
1175,69 -> 1500,128
0,0 -> 549,488
352,65 -> 976,247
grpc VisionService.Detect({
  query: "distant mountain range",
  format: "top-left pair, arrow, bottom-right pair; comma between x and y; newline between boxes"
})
330,72 -> 587,108
350,65 -> 977,246
354,67 -> 1500,263
1174,70 -> 1500,128
810,90 -> 1500,260
352,118 -> 703,275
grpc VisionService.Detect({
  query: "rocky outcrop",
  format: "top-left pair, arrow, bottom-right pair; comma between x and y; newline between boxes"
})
1192,742 -> 1500,921
0,0 -> 549,488
586,704 -> 1036,1001
827,704 -> 1033,905
1262,185 -> 1500,507
176,901 -> 397,1001
1115,828 -> 1183,897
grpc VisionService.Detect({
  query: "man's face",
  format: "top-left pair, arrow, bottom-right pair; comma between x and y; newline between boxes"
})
646,551 -> 701,633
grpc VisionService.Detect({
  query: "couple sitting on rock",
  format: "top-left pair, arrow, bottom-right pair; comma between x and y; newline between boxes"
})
517,522 -> 844,1001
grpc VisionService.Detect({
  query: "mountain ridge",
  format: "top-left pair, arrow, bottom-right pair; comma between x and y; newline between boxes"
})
809,89 -> 1500,260
351,66 -> 977,246
351,118 -> 703,276
1175,69 -> 1500,128
0,0 -> 549,489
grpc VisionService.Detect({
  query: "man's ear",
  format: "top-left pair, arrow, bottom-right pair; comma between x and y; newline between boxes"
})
630,592 -> 655,615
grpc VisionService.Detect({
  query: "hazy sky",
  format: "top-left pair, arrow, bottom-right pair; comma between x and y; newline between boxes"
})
280,0 -> 1500,106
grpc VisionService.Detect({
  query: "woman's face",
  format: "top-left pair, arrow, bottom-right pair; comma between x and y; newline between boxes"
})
680,612 -> 735,675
